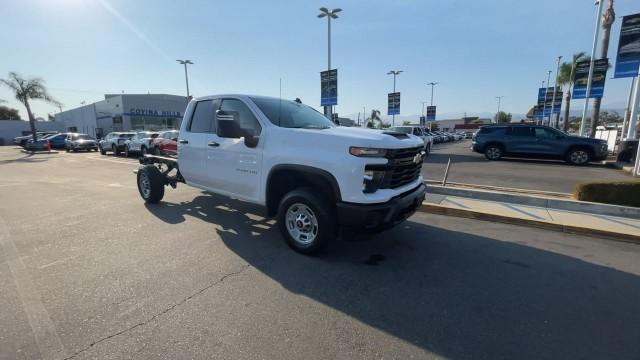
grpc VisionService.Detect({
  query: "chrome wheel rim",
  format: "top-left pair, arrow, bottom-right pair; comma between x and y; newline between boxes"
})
285,203 -> 318,245
571,150 -> 588,164
139,172 -> 151,198
487,147 -> 501,159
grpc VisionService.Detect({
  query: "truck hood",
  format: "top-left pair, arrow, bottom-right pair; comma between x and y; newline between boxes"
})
298,126 -> 423,149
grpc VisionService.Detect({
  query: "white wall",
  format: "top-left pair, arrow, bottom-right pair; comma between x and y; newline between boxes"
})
0,120 -> 65,145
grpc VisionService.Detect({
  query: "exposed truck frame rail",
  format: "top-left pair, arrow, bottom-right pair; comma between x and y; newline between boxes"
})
138,154 -> 184,188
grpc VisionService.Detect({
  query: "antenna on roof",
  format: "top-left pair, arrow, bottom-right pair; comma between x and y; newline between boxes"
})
279,78 -> 282,127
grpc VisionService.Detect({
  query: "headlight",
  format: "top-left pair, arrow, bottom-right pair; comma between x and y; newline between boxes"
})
363,167 -> 386,193
350,147 -> 387,157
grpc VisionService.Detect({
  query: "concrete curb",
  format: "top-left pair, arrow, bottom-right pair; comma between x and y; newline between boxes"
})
424,180 -> 571,198
419,203 -> 640,245
19,150 -> 59,154
427,184 -> 640,220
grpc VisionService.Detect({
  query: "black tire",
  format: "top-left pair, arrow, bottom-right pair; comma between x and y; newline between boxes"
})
484,144 -> 503,160
99,145 -> 106,155
566,147 -> 591,166
141,146 -> 148,156
137,165 -> 165,203
65,147 -> 70,152
112,144 -> 120,156
277,187 -> 336,255
124,145 -> 130,157
72,148 -> 78,152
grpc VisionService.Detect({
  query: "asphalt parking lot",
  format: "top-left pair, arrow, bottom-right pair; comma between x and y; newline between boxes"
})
423,140 -> 632,193
1,147 -> 640,359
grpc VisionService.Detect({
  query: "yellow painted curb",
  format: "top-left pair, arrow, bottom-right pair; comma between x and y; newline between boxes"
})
419,203 -> 640,245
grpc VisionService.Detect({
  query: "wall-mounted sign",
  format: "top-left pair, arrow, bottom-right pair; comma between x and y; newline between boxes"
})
127,108 -> 182,117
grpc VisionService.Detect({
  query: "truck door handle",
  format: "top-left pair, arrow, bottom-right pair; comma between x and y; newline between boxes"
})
178,139 -> 188,144
207,142 -> 220,147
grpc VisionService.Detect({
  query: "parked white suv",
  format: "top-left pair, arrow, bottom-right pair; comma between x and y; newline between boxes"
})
99,132 -> 136,156
389,125 -> 433,154
124,131 -> 159,157
135,95 -> 426,254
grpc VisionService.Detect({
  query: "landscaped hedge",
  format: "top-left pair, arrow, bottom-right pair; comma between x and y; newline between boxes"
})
574,181 -> 640,207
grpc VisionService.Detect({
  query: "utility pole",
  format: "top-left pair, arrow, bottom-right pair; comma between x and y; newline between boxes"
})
387,70 -> 403,126
495,96 -> 504,123
551,56 -> 562,128
318,7 -> 341,120
176,59 -> 194,99
579,0 -> 605,136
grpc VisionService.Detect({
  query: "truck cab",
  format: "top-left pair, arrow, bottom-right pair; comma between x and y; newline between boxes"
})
137,94 -> 426,254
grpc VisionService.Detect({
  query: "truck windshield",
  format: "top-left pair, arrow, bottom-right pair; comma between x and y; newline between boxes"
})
250,97 -> 335,129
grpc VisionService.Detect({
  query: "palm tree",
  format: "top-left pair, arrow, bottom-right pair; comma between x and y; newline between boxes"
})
366,109 -> 382,128
590,0 -> 615,137
558,52 -> 589,132
0,72 -> 61,141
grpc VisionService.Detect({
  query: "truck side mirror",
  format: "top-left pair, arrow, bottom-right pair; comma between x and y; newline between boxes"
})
216,111 -> 243,139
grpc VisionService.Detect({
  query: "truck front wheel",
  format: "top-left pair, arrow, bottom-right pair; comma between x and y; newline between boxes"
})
278,188 -> 336,255
137,165 -> 165,203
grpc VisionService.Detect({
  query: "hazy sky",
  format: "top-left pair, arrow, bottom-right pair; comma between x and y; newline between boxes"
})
1,0 -> 638,120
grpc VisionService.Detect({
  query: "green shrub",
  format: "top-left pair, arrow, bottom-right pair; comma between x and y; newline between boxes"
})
574,181 -> 640,207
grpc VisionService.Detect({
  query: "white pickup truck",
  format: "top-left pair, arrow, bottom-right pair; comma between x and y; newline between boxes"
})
136,95 -> 426,254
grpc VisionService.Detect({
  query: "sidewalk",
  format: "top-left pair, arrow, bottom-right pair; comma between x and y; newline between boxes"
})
423,193 -> 640,242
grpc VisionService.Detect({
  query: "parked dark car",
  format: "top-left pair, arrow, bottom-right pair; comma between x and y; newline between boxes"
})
25,138 -> 50,151
65,133 -> 98,152
471,124 -> 608,165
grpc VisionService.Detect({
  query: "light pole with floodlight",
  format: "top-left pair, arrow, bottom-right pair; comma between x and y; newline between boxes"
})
176,59 -> 194,99
387,70 -> 403,125
318,7 -> 341,119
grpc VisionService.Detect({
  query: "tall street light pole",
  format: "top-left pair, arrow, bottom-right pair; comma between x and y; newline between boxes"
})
551,56 -> 562,128
176,59 -> 194,99
579,0 -> 605,136
427,82 -> 438,106
387,70 -> 402,126
318,7 -> 341,120
542,70 -> 552,126
495,96 -> 504,123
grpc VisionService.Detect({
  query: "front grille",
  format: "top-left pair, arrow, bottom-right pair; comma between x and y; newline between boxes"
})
380,146 -> 423,189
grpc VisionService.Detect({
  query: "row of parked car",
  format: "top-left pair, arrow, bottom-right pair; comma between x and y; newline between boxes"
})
388,125 -> 467,154
15,130 -> 180,157
96,130 -> 179,157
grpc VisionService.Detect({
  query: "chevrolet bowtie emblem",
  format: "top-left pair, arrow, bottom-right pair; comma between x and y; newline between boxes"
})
413,153 -> 423,164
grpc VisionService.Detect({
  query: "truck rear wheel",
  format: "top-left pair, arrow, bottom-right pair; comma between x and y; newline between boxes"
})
137,165 -> 165,203
278,188 -> 336,255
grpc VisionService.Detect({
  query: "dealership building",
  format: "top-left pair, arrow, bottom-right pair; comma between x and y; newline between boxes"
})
54,94 -> 188,138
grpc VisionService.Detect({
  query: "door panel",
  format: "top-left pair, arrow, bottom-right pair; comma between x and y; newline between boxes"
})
178,100 -> 217,186
203,98 -> 263,201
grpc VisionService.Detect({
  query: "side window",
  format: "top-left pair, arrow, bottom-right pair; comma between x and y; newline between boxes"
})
219,99 -> 262,136
189,100 -> 216,133
413,128 -> 422,136
534,127 -> 556,139
508,127 -> 533,137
